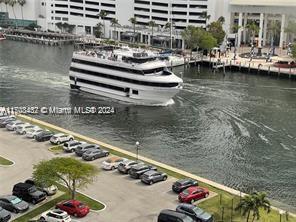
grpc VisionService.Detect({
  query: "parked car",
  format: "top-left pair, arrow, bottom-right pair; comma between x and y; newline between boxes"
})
35,130 -> 54,142
178,187 -> 209,204
75,144 -> 100,157
15,124 -> 38,135
158,209 -> 195,222
172,178 -> 199,193
0,115 -> 15,120
141,170 -> 168,185
117,160 -> 139,174
56,200 -> 90,217
102,157 -> 127,170
0,195 -> 29,213
63,140 -> 86,153
0,207 -> 11,222
0,117 -> 16,128
6,121 -> 25,131
39,209 -> 71,222
25,179 -> 58,196
176,203 -> 214,222
12,182 -> 46,204
50,133 -> 74,145
82,148 -> 109,161
129,164 -> 157,179
26,128 -> 45,139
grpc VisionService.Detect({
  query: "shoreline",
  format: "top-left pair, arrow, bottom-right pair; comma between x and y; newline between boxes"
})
17,114 -> 296,217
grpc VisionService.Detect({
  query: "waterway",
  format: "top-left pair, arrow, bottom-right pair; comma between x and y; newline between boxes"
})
1,41 -> 296,211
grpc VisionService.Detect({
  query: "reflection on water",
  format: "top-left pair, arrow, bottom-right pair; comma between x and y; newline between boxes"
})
1,41 -> 296,211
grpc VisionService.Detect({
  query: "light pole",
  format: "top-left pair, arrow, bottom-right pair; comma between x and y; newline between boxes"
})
135,141 -> 140,162
279,210 -> 285,222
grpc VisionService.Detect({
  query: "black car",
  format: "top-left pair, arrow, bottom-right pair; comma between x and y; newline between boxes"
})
12,183 -> 46,204
176,203 -> 213,222
0,207 -> 11,222
35,131 -> 54,142
0,195 -> 29,213
158,209 -> 194,222
117,160 -> 139,174
128,164 -> 157,179
141,170 -> 168,185
172,178 -> 198,193
0,118 -> 16,128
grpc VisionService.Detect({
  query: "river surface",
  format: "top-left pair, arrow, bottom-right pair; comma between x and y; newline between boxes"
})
1,41 -> 296,211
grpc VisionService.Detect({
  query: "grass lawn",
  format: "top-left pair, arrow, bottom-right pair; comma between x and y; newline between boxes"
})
48,145 -> 63,155
0,155 -> 13,165
13,185 -> 105,222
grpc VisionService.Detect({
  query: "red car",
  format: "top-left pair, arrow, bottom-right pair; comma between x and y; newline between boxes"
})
178,186 -> 209,203
56,200 -> 90,217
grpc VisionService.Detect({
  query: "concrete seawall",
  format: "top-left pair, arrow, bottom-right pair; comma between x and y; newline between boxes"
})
18,114 -> 296,217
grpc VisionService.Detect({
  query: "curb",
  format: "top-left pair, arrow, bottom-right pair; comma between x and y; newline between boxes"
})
0,155 -> 15,167
76,190 -> 107,213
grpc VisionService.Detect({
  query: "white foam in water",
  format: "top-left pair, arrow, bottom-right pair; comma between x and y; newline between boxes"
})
259,133 -> 270,144
234,120 -> 250,137
245,119 -> 262,128
287,134 -> 294,139
261,123 -> 277,132
280,143 -> 290,150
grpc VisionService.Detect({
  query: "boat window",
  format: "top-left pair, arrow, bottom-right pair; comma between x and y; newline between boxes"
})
132,90 -> 138,95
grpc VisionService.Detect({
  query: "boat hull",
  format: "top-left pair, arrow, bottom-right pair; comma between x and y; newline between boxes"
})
70,80 -> 180,106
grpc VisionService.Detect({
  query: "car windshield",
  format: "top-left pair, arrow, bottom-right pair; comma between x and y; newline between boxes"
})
11,197 -> 22,205
182,189 -> 189,195
28,186 -> 37,193
192,207 -> 203,215
78,203 -> 85,208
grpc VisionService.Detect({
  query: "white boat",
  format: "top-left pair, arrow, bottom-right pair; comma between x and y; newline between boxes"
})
69,47 -> 183,106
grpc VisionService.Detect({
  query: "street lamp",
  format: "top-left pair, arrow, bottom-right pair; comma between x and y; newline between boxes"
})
135,141 -> 140,162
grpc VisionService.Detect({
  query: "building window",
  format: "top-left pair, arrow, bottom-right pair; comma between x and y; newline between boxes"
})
132,90 -> 139,95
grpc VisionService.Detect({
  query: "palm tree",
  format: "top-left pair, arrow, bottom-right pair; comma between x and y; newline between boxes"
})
98,10 -> 108,38
129,16 -> 137,43
218,16 -> 225,24
17,0 -> 25,27
165,21 -> 175,49
285,21 -> 296,43
251,192 -> 271,222
246,21 -> 259,45
148,20 -> 156,45
94,22 -> 103,38
4,0 -> 9,13
268,20 -> 280,47
235,192 -> 270,222
110,18 -> 119,40
9,0 -> 18,28
200,11 -> 211,22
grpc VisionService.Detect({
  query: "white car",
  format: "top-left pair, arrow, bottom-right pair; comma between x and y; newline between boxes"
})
102,157 -> 128,170
26,128 -> 44,139
50,133 -> 74,145
6,121 -> 25,131
15,124 -> 39,135
63,140 -> 86,152
39,209 -> 71,222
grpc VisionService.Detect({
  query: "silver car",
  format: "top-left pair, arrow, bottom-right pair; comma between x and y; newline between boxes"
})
6,121 -> 25,131
63,140 -> 86,152
26,128 -> 44,139
16,124 -> 38,135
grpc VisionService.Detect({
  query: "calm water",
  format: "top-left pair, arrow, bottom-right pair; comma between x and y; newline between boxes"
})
1,41 -> 296,211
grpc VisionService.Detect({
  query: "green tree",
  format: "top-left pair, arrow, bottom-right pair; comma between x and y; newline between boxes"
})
9,0 -> 17,27
246,21 -> 259,45
200,11 -> 211,22
110,18 -> 119,40
199,31 -> 217,51
285,21 -> 296,43
33,157 -> 99,200
165,21 -> 175,49
98,10 -> 108,37
235,192 -> 270,222
94,22 -> 103,38
181,26 -> 200,52
292,44 -> 296,60
17,0 -> 25,27
218,16 -> 225,24
55,22 -> 63,32
208,21 -> 226,45
148,20 -> 156,37
129,16 -> 137,43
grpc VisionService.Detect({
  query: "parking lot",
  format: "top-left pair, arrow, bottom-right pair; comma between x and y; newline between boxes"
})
0,127 -> 215,222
